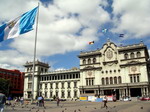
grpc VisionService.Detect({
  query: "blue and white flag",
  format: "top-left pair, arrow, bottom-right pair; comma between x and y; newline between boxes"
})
0,6 -> 38,42
102,28 -> 108,33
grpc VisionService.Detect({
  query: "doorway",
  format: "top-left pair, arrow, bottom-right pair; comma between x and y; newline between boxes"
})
130,88 -> 141,97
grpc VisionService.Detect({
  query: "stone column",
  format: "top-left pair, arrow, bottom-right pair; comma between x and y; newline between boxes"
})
128,88 -> 131,97
119,89 -> 122,100
146,87 -> 149,97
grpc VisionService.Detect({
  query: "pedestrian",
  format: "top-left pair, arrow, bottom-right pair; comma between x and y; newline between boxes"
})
103,96 -> 108,109
41,96 -> 45,107
37,95 -> 42,107
0,92 -> 6,112
7,96 -> 12,105
56,97 -> 60,106
20,97 -> 24,105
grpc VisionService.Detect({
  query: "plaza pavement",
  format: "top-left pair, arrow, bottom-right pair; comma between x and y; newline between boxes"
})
4,100 -> 150,112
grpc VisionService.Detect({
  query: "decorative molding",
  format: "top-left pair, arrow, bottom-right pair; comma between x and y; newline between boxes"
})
103,60 -> 118,65
80,66 -> 102,71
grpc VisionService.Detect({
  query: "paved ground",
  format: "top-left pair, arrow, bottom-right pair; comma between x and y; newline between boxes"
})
4,100 -> 150,112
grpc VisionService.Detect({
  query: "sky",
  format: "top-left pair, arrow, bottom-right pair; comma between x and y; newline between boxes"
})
0,0 -> 150,71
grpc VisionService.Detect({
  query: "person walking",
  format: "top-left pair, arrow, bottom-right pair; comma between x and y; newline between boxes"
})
103,96 -> 108,109
37,95 -> 42,107
20,97 -> 24,105
56,97 -> 60,106
41,96 -> 45,107
0,92 -> 6,112
7,96 -> 12,105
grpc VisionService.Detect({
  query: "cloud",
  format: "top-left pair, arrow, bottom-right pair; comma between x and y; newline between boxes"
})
0,0 -> 110,70
0,49 -> 33,71
111,0 -> 150,38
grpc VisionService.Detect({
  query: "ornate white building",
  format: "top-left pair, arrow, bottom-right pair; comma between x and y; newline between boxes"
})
23,61 -> 80,100
23,40 -> 150,100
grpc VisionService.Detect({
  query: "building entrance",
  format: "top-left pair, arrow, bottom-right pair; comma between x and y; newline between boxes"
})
130,88 -> 141,97
104,89 -> 119,100
104,90 -> 113,95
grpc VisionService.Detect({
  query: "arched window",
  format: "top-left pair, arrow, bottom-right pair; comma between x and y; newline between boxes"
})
106,77 -> 109,85
110,77 -> 113,84
102,78 -> 105,85
83,59 -> 86,65
137,52 -> 141,58
134,76 -> 136,82
124,53 -> 128,59
110,70 -> 112,73
106,71 -> 108,74
93,58 -> 96,63
130,52 -> 135,58
118,76 -> 122,84
88,58 -> 91,64
114,77 -> 117,84
137,75 -> 140,82
130,76 -> 132,83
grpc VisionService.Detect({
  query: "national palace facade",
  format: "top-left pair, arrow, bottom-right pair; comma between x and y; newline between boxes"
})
23,40 -> 150,100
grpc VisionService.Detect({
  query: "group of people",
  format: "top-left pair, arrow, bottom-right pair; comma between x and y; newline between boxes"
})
0,92 -> 25,112
0,92 -> 6,112
37,95 -> 60,107
0,91 -> 108,112
37,95 -> 45,107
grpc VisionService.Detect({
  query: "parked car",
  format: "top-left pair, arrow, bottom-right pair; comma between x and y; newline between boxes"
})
140,97 -> 150,101
120,96 -> 131,101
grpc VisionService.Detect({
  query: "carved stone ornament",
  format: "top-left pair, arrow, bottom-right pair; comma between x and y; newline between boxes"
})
88,71 -> 92,76
106,49 -> 113,59
131,66 -> 137,72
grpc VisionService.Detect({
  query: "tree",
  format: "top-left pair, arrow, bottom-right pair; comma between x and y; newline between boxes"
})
0,78 -> 10,96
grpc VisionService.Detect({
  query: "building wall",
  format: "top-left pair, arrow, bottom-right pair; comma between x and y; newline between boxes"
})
0,68 -> 24,97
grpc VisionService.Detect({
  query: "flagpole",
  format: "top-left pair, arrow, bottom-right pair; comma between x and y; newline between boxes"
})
31,3 -> 40,103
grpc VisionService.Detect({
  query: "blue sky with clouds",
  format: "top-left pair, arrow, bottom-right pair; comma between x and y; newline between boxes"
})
0,0 -> 150,71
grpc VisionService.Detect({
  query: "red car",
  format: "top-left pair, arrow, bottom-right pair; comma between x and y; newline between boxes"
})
140,97 -> 150,101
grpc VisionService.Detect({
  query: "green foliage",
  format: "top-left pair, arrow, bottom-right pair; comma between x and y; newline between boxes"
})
0,78 -> 10,95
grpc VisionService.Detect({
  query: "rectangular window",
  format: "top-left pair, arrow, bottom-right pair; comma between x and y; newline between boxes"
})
74,91 -> 77,97
56,91 -> 58,97
28,83 -> 32,89
62,83 -> 64,89
45,92 -> 47,98
56,83 -> 58,89
130,76 -> 132,83
86,78 -> 94,86
137,75 -> 140,82
134,76 -> 136,82
91,79 -> 94,85
74,82 -> 77,88
28,76 -> 32,81
67,91 -> 71,98
61,91 -> 65,98
50,83 -> 53,89
45,84 -> 47,89
86,79 -> 88,86
50,91 -> 53,98
68,82 -> 70,88
40,84 -> 42,89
